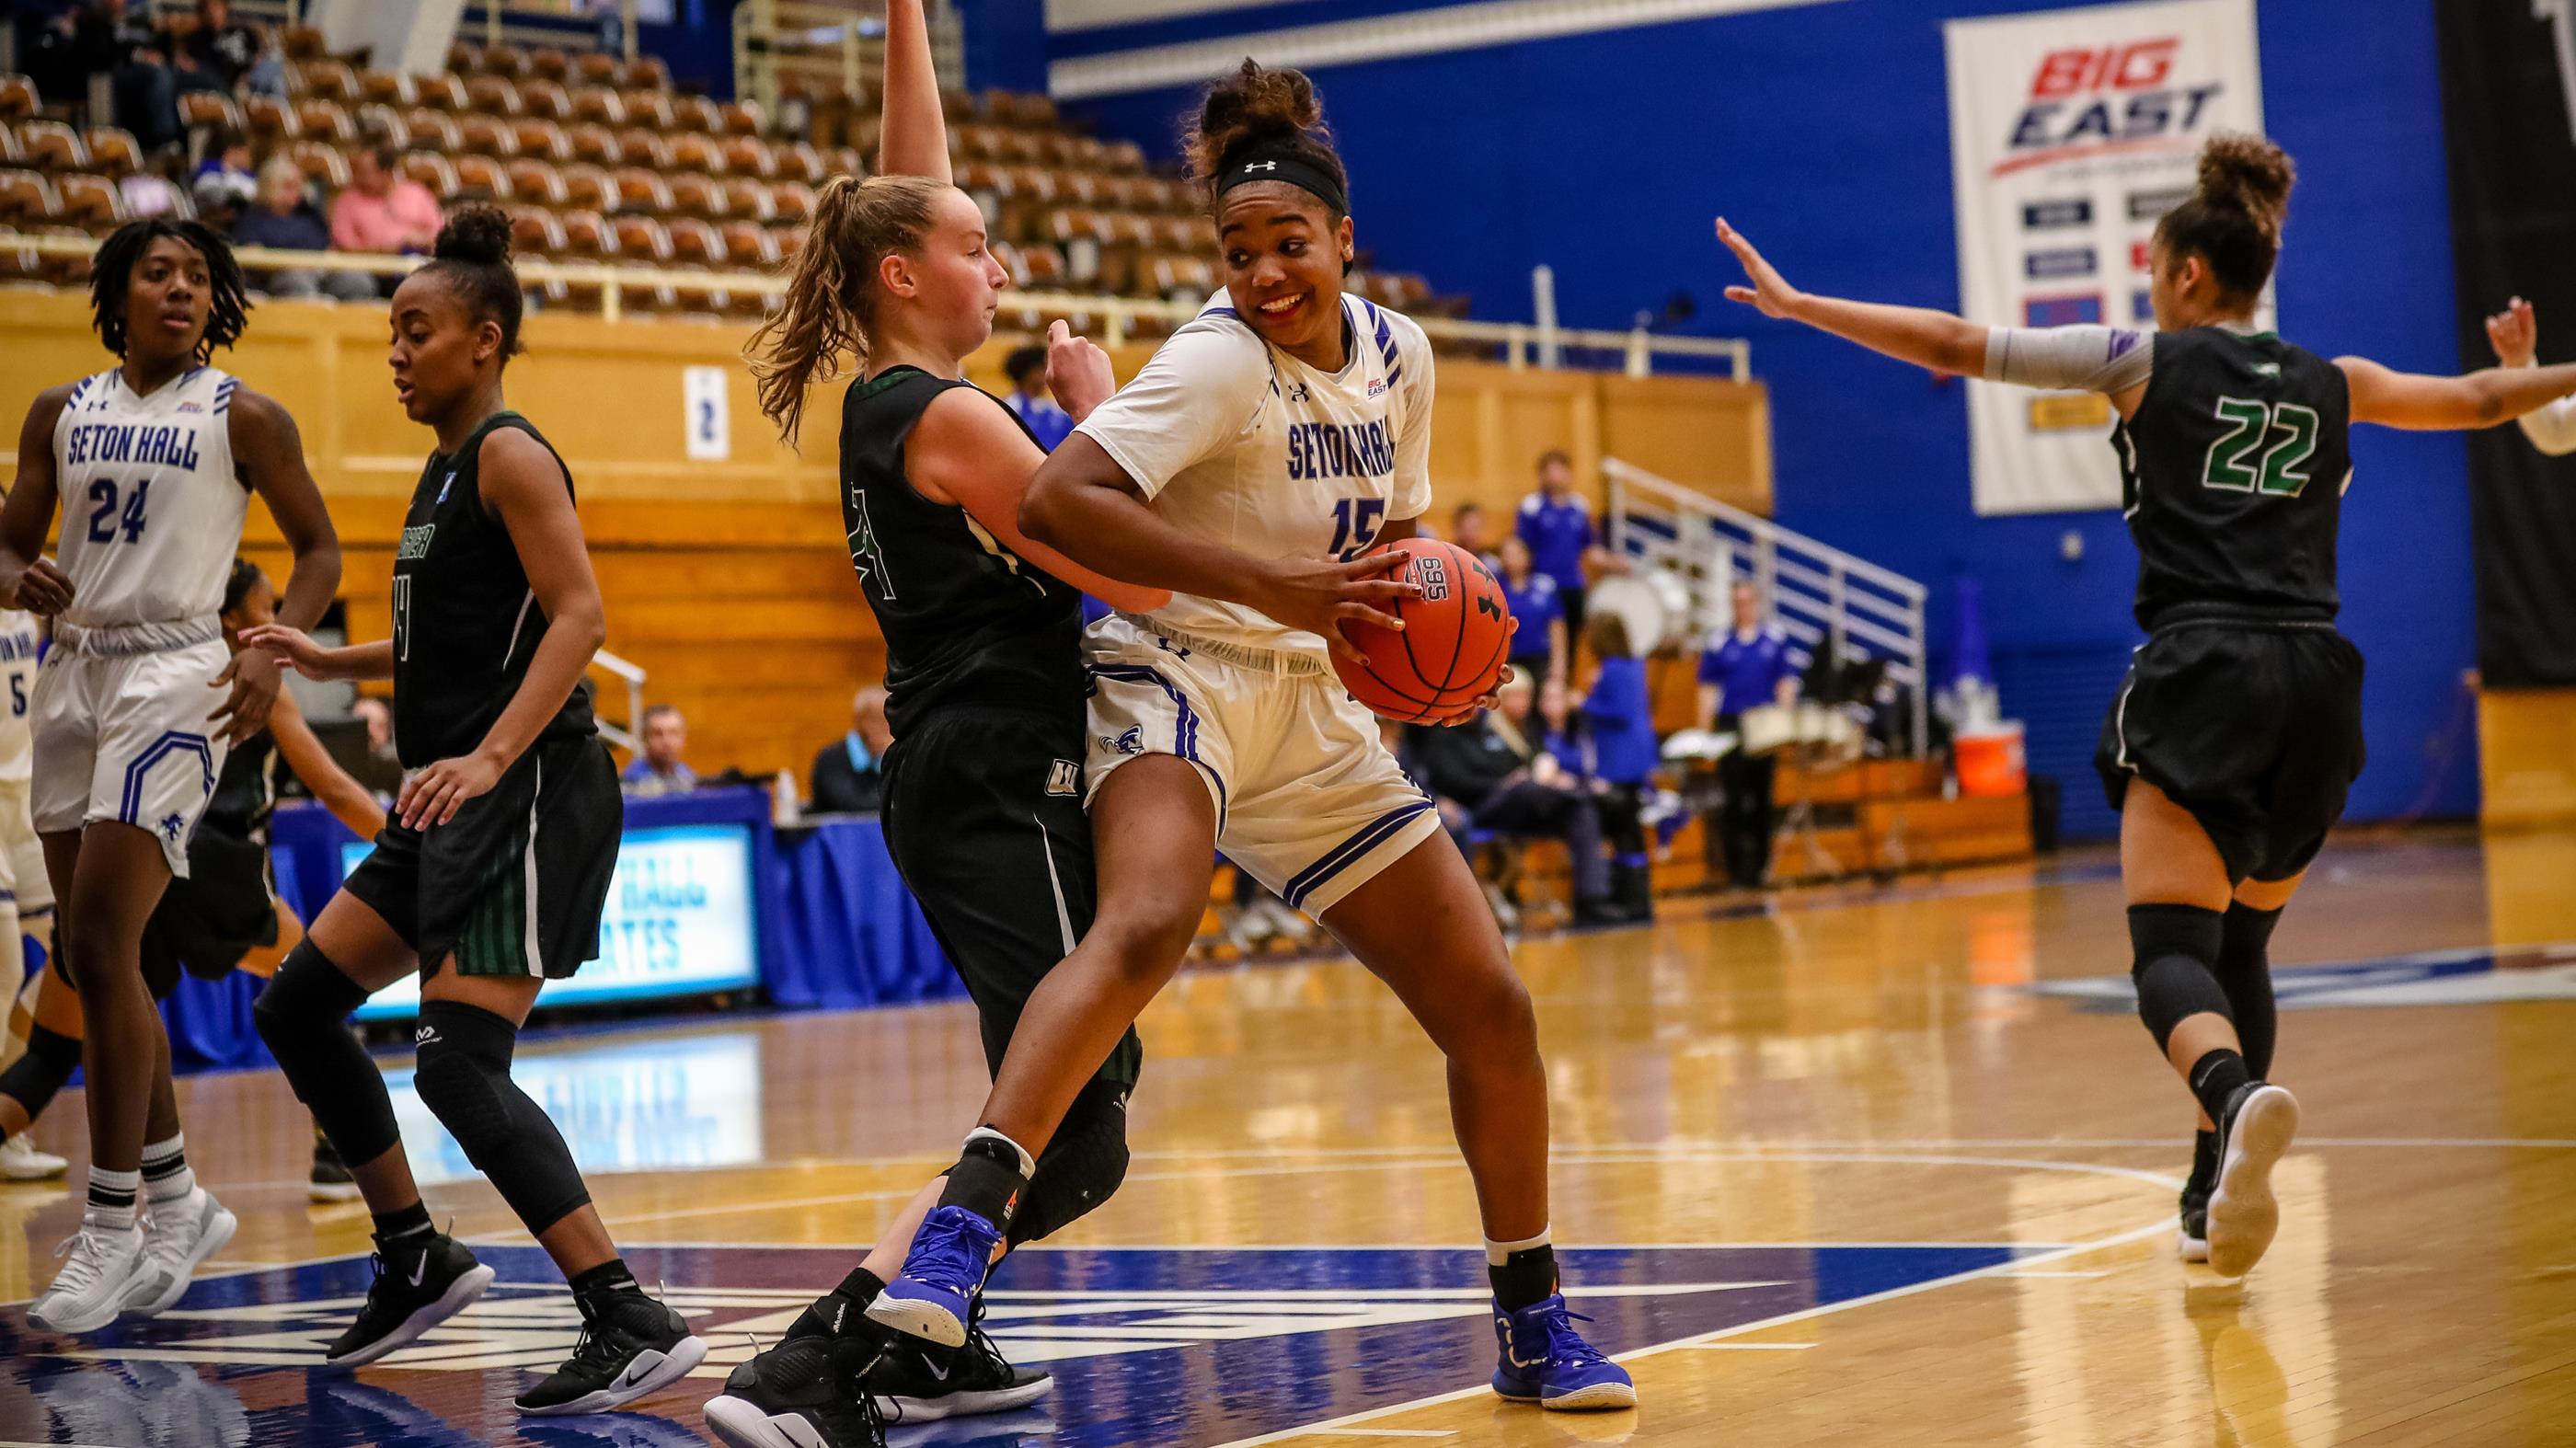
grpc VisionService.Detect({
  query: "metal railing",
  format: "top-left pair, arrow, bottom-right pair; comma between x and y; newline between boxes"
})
1604,458 -> 1928,756
1,236 -> 1754,375
734,0 -> 964,121
590,648 -> 646,756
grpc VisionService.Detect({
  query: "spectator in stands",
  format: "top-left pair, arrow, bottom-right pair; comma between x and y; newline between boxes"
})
331,144 -> 443,263
809,685 -> 891,814
1002,344 -> 1075,452
1448,500 -> 1497,569
1415,675 -> 1624,927
235,156 -> 375,301
1580,612 -> 1659,918
343,695 -> 405,797
178,0 -> 258,90
622,704 -> 698,797
95,1 -> 181,152
1495,534 -> 1565,685
1517,449 -> 1594,638
1696,580 -> 1800,888
191,127 -> 256,213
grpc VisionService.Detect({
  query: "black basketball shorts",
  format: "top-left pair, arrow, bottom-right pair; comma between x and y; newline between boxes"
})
136,828 -> 281,1000
2096,617 -> 2365,884
881,703 -> 1142,1091
342,734 -> 620,981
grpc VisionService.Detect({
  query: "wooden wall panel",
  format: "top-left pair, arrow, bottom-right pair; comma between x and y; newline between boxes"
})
3,292 -> 1771,776
2478,688 -> 2576,826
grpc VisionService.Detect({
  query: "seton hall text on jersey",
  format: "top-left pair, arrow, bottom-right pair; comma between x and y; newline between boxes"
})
1285,419 -> 1395,482
62,420 -> 204,471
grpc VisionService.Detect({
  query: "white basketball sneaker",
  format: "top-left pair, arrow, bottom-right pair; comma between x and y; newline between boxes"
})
128,1186 -> 237,1316
27,1215 -> 152,1333
0,1132 -> 69,1180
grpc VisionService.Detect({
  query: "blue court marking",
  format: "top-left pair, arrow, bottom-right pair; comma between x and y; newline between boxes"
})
0,1242 -> 2043,1446
2027,939 -> 2576,1012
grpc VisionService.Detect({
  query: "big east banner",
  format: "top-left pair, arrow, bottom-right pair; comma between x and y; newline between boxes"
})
1946,0 -> 2266,515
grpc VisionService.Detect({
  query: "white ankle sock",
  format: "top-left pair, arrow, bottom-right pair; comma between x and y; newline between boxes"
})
1485,1226 -> 1552,1266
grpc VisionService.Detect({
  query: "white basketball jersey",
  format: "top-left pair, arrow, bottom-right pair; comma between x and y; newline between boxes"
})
0,609 -> 38,782
1076,293 -> 1435,660
51,365 -> 247,631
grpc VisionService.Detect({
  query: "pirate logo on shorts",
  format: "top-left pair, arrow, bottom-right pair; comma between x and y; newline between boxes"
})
1110,728 -> 1144,757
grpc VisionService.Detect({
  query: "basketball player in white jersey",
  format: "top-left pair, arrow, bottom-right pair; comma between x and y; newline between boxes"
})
0,603 -> 65,1180
870,62 -> 1636,1414
2485,298 -> 2576,454
0,218 -> 341,1332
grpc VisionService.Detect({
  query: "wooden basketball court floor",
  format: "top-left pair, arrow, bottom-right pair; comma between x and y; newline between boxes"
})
4,824 -> 2573,1447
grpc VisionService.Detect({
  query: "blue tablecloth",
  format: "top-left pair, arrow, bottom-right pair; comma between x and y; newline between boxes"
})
155,787 -> 958,1072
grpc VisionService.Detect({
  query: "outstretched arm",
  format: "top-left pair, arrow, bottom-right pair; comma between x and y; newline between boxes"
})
2484,297 -> 2576,455
1715,218 -> 2153,411
877,0 -> 951,183
2338,354 -> 2576,432
267,688 -> 387,839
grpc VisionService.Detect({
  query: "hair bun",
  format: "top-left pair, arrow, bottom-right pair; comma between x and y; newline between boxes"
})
2195,132 -> 2294,239
1187,59 -> 1332,181
433,203 -> 513,267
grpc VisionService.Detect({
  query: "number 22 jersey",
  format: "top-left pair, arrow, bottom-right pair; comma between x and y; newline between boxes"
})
1075,293 -> 1436,661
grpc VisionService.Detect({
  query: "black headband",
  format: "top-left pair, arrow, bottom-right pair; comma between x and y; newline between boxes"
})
1215,146 -> 1348,215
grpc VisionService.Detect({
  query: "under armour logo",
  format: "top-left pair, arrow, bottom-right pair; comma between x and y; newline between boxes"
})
1243,161 -> 1279,174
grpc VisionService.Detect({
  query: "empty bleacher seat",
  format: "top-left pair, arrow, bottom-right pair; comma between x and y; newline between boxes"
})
459,114 -> 519,157
673,95 -> 722,135
513,118 -> 571,161
766,180 -> 814,225
415,72 -> 469,112
302,60 -> 361,102
282,25 -> 327,61
0,170 -> 56,226
776,142 -> 825,184
560,164 -> 616,213
181,92 -> 243,132
723,135 -> 778,179
569,123 -> 618,167
453,155 -> 511,201
725,180 -> 776,224
467,75 -> 522,116
81,128 -> 139,179
359,70 -> 416,107
357,103 -> 408,149
481,43 -> 532,80
613,167 -> 674,215
404,109 -> 463,154
17,121 -> 86,172
570,86 -> 625,127
0,75 -> 39,121
622,89 -> 674,130
527,49 -> 572,83
294,99 -> 355,144
506,158 -> 568,207
719,100 -> 763,137
289,140 -> 350,190
53,173 -> 121,231
399,151 -> 458,197
671,132 -> 723,175
615,129 -> 671,168
671,174 -> 728,221
520,79 -> 573,121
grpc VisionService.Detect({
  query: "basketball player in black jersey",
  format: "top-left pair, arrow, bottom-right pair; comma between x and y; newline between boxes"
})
1718,134 -> 2576,1280
240,207 -> 706,1414
0,559 -> 383,1191
704,5 -> 1170,1443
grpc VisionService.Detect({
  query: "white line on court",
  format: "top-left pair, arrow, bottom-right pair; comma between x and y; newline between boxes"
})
1206,1217 -> 2174,1448
1680,1340 -> 1816,1350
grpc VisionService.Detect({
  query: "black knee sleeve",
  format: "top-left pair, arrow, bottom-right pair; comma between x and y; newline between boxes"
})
0,1024 -> 83,1121
2129,903 -> 2228,1052
411,1000 -> 591,1235
2216,903 -> 2282,1078
1012,1078 -> 1133,1247
255,943 -> 402,1166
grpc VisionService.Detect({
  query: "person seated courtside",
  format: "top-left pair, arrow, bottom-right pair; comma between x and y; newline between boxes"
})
620,704 -> 698,798
1414,676 -> 1627,927
810,685 -> 891,814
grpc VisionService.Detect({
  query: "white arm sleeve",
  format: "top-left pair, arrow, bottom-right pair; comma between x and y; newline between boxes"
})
1388,314 -> 1436,520
2518,393 -> 2576,456
1074,321 -> 1272,500
1984,326 -> 2156,394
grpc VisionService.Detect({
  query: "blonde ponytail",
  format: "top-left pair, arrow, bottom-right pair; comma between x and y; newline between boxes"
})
745,172 -> 947,445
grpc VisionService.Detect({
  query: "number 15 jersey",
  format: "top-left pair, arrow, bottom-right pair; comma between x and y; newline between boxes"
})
1075,293 -> 1436,662
2112,326 -> 2353,630
51,365 -> 246,633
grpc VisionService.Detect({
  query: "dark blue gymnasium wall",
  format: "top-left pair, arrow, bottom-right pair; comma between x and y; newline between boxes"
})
1016,0 -> 2479,837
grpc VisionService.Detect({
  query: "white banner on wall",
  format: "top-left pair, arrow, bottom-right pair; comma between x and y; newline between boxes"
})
1944,0 -> 2266,515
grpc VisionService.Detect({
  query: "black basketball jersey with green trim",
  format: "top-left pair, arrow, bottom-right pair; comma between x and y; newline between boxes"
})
390,411 -> 594,768
839,366 -> 1080,739
2112,327 -> 2353,629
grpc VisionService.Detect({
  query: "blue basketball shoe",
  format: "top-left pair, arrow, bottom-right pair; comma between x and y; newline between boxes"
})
1490,1294 -> 1638,1411
865,1204 -> 1004,1350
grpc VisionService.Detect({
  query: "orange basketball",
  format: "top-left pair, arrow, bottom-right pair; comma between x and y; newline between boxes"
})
1333,536 -> 1513,724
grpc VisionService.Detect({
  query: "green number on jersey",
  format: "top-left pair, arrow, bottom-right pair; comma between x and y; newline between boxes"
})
2203,397 -> 2318,499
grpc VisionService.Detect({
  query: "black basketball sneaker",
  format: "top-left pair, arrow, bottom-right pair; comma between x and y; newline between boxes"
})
703,1332 -> 890,1448
516,1290 -> 707,1416
325,1232 -> 497,1369
872,1318 -> 1052,1423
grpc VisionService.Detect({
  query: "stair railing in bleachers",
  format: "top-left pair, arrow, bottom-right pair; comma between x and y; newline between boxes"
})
734,0 -> 964,120
1604,456 -> 1928,757
591,648 -> 646,757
